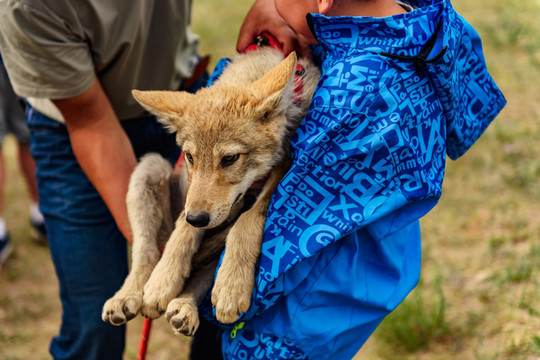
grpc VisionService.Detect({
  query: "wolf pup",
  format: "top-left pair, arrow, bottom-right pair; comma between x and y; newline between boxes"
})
101,47 -> 320,336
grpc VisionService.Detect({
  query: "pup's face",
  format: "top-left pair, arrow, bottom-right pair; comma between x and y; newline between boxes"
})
132,53 -> 297,229
176,110 -> 278,229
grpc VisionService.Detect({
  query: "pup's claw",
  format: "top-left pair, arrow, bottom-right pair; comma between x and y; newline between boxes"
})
166,308 -> 179,322
166,298 -> 200,336
111,313 -> 127,325
123,305 -> 137,321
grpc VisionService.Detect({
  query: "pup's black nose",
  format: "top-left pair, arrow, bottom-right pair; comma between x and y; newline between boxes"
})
186,212 -> 210,227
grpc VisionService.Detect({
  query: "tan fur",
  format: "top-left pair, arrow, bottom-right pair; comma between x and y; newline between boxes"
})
102,47 -> 320,335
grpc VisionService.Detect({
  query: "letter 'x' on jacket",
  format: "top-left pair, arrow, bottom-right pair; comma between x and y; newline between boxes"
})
201,1 -> 506,359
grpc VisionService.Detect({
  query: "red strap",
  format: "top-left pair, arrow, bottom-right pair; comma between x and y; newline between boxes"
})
293,63 -> 304,105
244,32 -> 283,53
175,151 -> 185,170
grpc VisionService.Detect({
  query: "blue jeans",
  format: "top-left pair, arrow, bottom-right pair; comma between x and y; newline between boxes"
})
27,108 -> 180,360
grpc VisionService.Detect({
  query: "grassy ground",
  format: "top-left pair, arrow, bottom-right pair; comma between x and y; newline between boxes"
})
1,0 -> 539,358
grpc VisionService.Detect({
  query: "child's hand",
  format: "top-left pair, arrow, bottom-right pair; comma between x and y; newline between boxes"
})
237,0 -> 309,57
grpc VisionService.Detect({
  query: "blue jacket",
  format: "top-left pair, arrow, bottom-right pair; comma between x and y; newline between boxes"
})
203,1 -> 506,358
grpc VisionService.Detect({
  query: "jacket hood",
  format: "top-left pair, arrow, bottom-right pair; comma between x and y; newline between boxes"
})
308,0 -> 506,159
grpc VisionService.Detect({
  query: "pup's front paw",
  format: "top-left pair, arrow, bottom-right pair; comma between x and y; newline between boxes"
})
102,292 -> 142,325
141,277 -> 183,319
211,266 -> 253,324
166,298 -> 200,336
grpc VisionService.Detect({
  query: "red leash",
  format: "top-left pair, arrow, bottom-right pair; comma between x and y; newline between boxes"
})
136,34 -> 303,359
137,318 -> 153,360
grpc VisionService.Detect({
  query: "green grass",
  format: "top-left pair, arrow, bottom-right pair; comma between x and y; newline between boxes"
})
375,277 -> 453,354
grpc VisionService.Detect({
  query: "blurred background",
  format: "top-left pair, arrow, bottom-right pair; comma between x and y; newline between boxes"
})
1,0 -> 538,358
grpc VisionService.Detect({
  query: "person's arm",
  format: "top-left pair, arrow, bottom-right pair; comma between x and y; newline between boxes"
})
52,78 -> 135,243
237,0 -> 308,56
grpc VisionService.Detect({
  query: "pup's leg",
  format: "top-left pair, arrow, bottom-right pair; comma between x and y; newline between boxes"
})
165,258 -> 219,336
212,166 -> 286,324
166,227 -> 228,336
102,154 -> 175,325
141,216 -> 204,318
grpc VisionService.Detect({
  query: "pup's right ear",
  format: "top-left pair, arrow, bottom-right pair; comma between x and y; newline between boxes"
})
132,90 -> 192,131
249,52 -> 297,118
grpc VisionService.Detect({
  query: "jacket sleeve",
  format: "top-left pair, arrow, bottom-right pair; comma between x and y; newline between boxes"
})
251,62 -> 449,315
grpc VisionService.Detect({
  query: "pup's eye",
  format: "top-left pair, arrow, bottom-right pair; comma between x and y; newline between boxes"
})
185,152 -> 194,164
221,154 -> 239,167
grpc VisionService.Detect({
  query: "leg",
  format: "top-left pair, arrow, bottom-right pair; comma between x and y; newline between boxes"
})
166,258 -> 219,336
165,223 -> 229,335
102,153 -> 176,325
46,215 -> 128,359
141,215 -> 205,318
212,167 -> 286,324
28,108 -> 181,360
28,111 -> 127,360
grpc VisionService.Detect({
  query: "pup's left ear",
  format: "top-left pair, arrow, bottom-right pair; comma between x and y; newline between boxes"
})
249,52 -> 297,119
132,89 -> 193,130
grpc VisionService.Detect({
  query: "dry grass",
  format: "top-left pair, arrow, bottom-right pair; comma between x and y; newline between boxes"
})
1,0 -> 539,359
